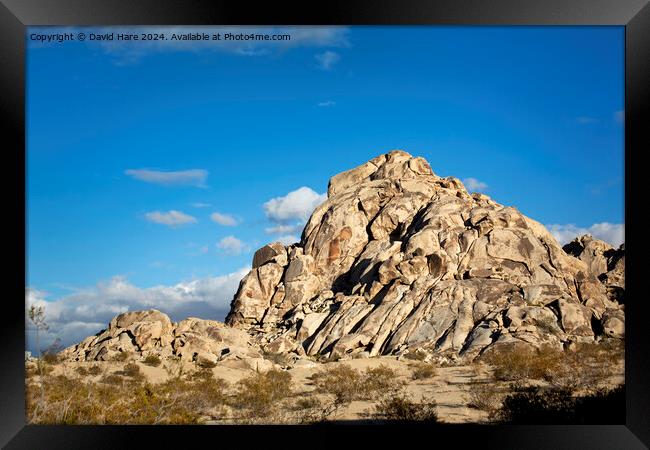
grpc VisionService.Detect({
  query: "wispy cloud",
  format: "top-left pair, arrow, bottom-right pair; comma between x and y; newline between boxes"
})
191,202 -> 212,208
216,235 -> 247,255
318,100 -> 336,107
546,222 -> 624,247
126,168 -> 208,187
615,110 -> 624,123
463,177 -> 489,192
315,51 -> 340,70
265,223 -> 303,235
274,235 -> 300,245
25,268 -> 249,352
263,186 -> 326,223
575,116 -> 599,124
145,210 -> 197,227
210,212 -> 238,226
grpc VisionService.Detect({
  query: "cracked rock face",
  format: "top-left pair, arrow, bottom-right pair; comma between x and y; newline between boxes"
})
226,150 -> 625,359
563,235 -> 625,305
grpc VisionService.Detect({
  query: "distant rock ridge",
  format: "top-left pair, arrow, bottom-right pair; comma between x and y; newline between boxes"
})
225,150 -> 624,360
62,150 -> 625,364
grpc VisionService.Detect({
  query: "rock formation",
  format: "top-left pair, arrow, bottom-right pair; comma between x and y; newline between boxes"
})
563,235 -> 625,304
226,150 -> 624,360
61,150 -> 625,364
60,309 -> 275,371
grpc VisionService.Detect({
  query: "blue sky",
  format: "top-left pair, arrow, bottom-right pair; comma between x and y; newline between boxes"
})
25,26 -> 624,351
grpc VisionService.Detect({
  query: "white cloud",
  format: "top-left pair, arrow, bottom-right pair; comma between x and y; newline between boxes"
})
145,210 -> 197,227
318,100 -> 336,107
265,223 -> 303,235
575,116 -> 599,124
126,169 -> 208,187
615,110 -> 624,123
25,268 -> 249,353
546,222 -> 624,247
463,177 -> 489,192
210,212 -> 238,226
274,235 -> 300,245
315,51 -> 340,70
216,235 -> 247,255
191,202 -> 212,208
263,187 -> 326,223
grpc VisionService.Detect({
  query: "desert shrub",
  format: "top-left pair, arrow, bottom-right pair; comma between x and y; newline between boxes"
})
75,366 -> 88,376
497,385 -> 576,424
312,364 -> 403,405
482,344 -> 563,382
143,355 -> 161,367
289,396 -> 328,424
262,350 -> 294,367
196,359 -> 217,369
100,374 -> 124,386
311,364 -> 362,405
40,339 -> 64,365
362,365 -> 403,397
410,363 -> 437,380
87,365 -> 102,376
112,352 -> 130,362
116,363 -> 144,382
163,361 -> 185,380
233,369 -> 292,420
41,351 -> 60,365
403,349 -> 428,361
25,363 -> 40,378
536,315 -> 561,334
370,392 -> 438,422
467,384 -> 502,414
482,341 -> 623,391
496,384 -> 627,424
26,367 -> 229,424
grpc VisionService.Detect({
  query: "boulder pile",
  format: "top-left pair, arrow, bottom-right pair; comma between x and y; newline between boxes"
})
59,309 -> 275,371
226,150 -> 624,360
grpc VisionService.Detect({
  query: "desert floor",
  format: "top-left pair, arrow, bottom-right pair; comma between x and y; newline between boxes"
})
45,355 -> 625,424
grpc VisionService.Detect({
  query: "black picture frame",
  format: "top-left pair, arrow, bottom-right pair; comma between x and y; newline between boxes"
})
2,1 -> 647,448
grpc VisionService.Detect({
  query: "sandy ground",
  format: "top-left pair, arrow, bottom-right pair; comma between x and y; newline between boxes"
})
45,355 -> 624,424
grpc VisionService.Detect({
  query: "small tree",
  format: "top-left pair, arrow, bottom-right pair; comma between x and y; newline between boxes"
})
27,304 -> 50,411
28,305 -> 49,365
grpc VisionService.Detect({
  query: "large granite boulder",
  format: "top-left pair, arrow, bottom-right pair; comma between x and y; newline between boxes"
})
226,150 -> 625,360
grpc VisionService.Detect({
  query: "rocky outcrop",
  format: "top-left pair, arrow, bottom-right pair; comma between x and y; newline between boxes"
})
563,235 -> 625,305
60,310 -> 273,370
226,150 -> 625,359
